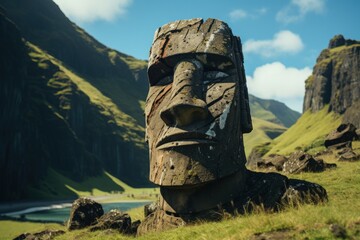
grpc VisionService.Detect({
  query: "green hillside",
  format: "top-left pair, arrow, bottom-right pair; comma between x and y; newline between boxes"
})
266,106 -> 342,156
0,4 -> 150,201
244,117 -> 287,156
249,94 -> 301,128
244,95 -> 300,155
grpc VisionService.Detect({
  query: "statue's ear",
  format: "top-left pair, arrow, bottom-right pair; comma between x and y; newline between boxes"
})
233,36 -> 253,133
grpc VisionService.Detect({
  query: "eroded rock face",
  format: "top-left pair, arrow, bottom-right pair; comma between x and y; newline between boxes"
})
248,151 -> 336,174
89,210 -> 132,233
257,154 -> 288,171
325,123 -> 358,149
303,35 -> 360,128
283,151 -> 336,174
337,148 -> 360,162
67,197 -> 104,230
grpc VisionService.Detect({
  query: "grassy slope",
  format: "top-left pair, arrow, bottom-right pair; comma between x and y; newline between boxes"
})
244,117 -> 287,156
244,95 -> 301,156
25,168 -> 157,201
28,42 -> 145,147
266,106 -> 342,155
2,144 -> 359,239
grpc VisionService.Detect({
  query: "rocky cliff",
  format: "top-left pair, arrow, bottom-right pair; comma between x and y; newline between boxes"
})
0,1 -> 149,200
303,35 -> 360,128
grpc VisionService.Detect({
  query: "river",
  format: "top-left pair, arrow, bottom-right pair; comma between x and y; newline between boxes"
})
1,201 -> 150,223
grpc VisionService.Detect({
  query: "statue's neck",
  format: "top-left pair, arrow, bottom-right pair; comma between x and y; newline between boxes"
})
159,169 -> 247,215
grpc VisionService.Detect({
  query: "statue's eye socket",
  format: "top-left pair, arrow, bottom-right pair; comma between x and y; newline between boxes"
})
204,71 -> 229,83
155,76 -> 173,86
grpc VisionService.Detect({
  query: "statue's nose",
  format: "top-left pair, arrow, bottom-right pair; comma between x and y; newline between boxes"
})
160,60 -> 209,127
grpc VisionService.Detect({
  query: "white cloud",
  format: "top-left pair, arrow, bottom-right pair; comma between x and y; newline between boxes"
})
276,0 -> 325,24
229,9 -> 248,20
53,0 -> 132,23
244,30 -> 304,57
246,62 -> 312,112
256,8 -> 268,15
229,8 -> 267,20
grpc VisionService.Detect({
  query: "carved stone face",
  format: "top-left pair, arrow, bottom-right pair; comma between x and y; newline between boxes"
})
145,18 -> 251,186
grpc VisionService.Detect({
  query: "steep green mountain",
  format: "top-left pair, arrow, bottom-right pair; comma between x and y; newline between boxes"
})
249,94 -> 301,128
0,1 -> 150,201
254,35 -> 359,157
243,95 -> 300,155
1,0 -> 148,125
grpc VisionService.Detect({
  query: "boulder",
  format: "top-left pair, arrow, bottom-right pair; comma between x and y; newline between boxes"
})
89,209 -> 133,234
257,154 -> 288,171
144,201 -> 158,217
283,151 -> 336,174
282,179 -> 328,205
325,123 -> 358,149
67,197 -> 104,230
13,230 -> 65,240
246,142 -> 272,169
337,148 -> 360,161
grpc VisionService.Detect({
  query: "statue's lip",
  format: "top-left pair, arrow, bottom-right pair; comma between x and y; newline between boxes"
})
156,132 -> 217,149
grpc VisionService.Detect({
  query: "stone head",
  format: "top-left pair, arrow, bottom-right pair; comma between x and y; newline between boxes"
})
145,18 -> 252,187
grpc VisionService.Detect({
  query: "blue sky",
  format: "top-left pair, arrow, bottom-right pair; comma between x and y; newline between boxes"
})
53,0 -> 359,113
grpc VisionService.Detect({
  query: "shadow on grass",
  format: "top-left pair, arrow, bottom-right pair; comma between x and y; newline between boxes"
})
26,168 -> 125,200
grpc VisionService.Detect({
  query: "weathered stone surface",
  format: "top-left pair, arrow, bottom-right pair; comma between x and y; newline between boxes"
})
337,148 -> 360,161
144,202 -> 158,217
244,171 -> 288,210
283,151 -> 336,174
89,210 -> 132,233
137,170 -> 328,236
67,197 -> 104,230
145,18 -> 252,187
13,230 -> 65,240
248,150 -> 336,174
257,154 -> 288,171
325,123 -> 358,149
137,209 -> 186,236
139,18 -> 328,235
303,35 -> 360,128
246,142 -> 272,169
282,179 -> 328,205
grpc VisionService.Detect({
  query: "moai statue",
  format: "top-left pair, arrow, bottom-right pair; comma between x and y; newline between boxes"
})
137,18 -> 327,235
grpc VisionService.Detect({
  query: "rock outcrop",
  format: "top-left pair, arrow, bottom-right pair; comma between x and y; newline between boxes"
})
324,123 -> 358,149
247,151 -> 336,174
303,35 -> 360,128
0,0 -> 151,200
67,198 -> 104,230
283,151 -> 336,174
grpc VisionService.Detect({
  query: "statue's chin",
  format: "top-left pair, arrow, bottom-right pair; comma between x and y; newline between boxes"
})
156,140 -> 216,150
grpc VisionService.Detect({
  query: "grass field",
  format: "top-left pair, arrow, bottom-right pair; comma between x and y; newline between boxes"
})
1,143 -> 359,240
